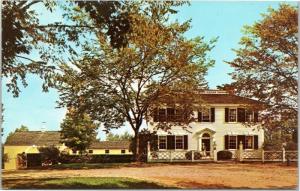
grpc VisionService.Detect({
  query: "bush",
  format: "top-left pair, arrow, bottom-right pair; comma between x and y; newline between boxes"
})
38,146 -> 61,165
59,154 -> 134,164
286,141 -> 297,150
185,151 -> 202,160
217,150 -> 232,160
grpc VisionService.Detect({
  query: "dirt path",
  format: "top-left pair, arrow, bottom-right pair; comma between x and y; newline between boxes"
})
3,163 -> 298,189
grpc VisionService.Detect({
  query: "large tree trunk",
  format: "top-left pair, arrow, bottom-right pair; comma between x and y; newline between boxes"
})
133,130 -> 140,161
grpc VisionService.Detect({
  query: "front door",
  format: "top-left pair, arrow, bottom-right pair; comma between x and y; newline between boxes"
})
201,133 -> 211,156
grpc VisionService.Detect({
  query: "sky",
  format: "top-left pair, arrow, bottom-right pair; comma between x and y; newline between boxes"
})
2,1 -> 296,142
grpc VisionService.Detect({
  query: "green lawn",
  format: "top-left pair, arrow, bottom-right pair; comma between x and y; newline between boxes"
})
4,177 -> 176,189
50,163 -> 131,169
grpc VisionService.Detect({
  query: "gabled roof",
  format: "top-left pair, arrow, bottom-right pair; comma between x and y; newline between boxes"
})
5,131 -> 61,146
89,141 -> 131,149
198,93 -> 262,105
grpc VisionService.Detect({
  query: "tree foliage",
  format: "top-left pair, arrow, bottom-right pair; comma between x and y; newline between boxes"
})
222,4 -> 297,139
38,145 -> 60,165
5,125 -> 29,143
106,131 -> 133,141
60,109 -> 99,154
56,2 -> 215,157
2,1 -> 132,97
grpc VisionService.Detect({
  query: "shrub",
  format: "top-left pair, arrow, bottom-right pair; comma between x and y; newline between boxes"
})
217,150 -> 232,160
185,151 -> 202,160
38,146 -> 61,165
286,141 -> 297,150
59,154 -> 134,163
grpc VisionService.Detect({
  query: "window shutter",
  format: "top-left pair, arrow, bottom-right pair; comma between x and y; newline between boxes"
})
167,135 -> 175,150
254,135 -> 258,149
237,135 -> 246,149
184,135 -> 188,150
198,111 -> 202,122
225,108 -> 229,122
254,111 -> 259,122
224,135 -> 229,149
211,108 -> 215,122
153,108 -> 158,122
237,108 -> 246,122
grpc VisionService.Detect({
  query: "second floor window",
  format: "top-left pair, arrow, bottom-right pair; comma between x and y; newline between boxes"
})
201,108 -> 210,122
154,108 -> 186,122
229,109 -> 237,122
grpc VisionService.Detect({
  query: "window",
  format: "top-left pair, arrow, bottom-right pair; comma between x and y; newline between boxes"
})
229,109 -> 237,122
245,136 -> 254,149
121,149 -> 126,154
158,109 -> 166,121
246,110 -> 254,122
72,150 -> 77,154
88,150 -> 93,154
105,149 -> 110,154
202,108 -> 210,122
175,136 -> 184,149
159,136 -> 167,149
228,136 -> 237,149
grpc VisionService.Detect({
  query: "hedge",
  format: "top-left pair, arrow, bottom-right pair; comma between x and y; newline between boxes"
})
59,154 -> 134,163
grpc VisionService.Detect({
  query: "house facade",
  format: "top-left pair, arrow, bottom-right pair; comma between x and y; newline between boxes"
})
147,90 -> 264,159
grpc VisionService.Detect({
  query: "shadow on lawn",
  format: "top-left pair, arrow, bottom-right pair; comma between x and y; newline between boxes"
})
3,177 -> 176,189
176,181 -> 297,190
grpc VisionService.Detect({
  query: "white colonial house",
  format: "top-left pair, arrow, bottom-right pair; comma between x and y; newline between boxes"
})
147,90 -> 264,161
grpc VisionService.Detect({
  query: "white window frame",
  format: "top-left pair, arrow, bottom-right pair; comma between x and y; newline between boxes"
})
228,135 -> 238,150
228,108 -> 237,123
175,135 -> 184,150
245,135 -> 254,150
246,110 -> 254,123
158,136 -> 167,150
201,108 -> 211,122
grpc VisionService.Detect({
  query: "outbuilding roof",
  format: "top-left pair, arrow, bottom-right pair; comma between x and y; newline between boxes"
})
89,141 -> 131,149
5,131 -> 61,146
5,131 -> 131,150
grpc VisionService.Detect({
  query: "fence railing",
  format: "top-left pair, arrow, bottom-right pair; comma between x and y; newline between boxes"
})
148,150 -> 215,162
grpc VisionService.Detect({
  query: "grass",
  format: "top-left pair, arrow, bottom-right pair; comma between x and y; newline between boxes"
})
4,177 -> 176,189
50,162 -> 131,169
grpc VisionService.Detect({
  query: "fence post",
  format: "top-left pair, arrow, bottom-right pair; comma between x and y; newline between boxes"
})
170,150 -> 172,162
147,141 -> 151,162
239,141 -> 243,162
192,150 -> 194,162
282,147 -> 286,163
261,149 -> 264,163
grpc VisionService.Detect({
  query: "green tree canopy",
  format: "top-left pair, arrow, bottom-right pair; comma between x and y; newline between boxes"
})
222,4 -> 297,140
60,108 -> 99,154
56,2 -> 215,158
106,131 -> 133,141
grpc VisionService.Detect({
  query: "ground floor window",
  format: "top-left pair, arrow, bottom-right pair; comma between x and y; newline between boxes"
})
159,136 -> 167,149
175,136 -> 184,149
105,149 -> 109,154
88,150 -> 93,154
228,136 -> 237,149
245,136 -> 254,149
121,149 -> 126,154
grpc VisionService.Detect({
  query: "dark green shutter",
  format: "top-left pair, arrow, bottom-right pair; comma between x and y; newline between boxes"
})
167,135 -> 175,150
254,111 -> 259,122
224,135 -> 229,149
225,108 -> 229,122
153,108 -> 158,122
152,135 -> 158,150
254,135 -> 258,149
237,108 -> 246,122
198,111 -> 202,122
237,135 -> 246,149
184,135 -> 188,150
211,108 -> 215,122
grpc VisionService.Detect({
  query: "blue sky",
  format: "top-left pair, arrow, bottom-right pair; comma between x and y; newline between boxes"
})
2,1 -> 296,141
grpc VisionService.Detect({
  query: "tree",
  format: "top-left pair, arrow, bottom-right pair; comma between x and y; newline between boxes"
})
106,131 -> 133,141
222,4 -> 297,141
60,109 -> 99,154
56,2 -> 215,159
2,1 -> 132,97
